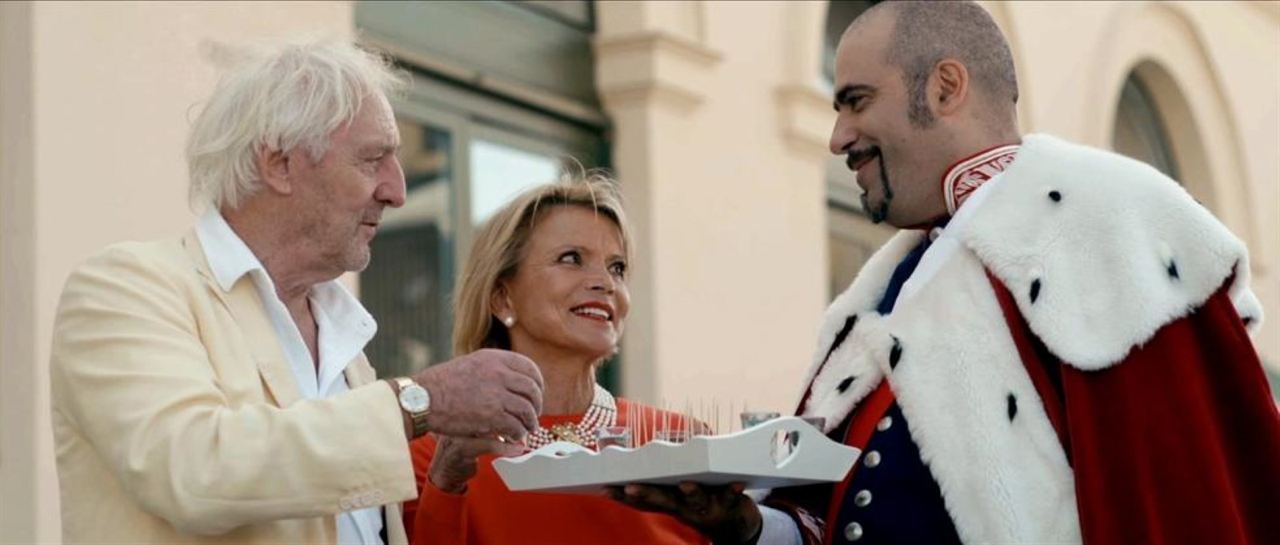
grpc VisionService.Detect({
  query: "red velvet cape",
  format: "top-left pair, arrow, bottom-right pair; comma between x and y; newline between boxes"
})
995,274 -> 1280,544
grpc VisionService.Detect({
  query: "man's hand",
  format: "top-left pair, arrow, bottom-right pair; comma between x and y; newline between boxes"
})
606,482 -> 763,545
411,348 -> 544,441
428,435 -> 525,494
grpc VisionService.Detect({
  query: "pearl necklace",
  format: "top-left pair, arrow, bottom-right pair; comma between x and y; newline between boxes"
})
527,384 -> 617,450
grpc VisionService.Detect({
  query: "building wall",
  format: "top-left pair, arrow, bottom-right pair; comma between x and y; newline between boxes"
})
1,1 -> 1275,541
595,0 -> 832,418
0,2 -> 353,542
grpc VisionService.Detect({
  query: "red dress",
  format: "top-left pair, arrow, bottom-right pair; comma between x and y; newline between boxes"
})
405,398 -> 708,545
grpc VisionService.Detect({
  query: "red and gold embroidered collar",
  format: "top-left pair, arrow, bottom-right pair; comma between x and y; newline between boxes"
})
942,144 -> 1020,215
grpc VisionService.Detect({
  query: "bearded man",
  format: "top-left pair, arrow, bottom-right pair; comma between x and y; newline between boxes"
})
612,2 -> 1280,544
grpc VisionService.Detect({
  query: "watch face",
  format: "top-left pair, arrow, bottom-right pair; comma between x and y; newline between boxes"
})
400,385 -> 430,413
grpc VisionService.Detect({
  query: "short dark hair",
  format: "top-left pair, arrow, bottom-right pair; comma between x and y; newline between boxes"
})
855,1 -> 1019,128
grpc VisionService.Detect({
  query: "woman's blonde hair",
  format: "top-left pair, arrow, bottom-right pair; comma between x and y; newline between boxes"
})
452,169 -> 633,357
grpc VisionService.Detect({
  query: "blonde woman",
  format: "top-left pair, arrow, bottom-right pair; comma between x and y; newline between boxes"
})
405,173 -> 706,545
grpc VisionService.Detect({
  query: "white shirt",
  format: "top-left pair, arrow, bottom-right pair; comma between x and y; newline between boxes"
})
196,210 -> 384,545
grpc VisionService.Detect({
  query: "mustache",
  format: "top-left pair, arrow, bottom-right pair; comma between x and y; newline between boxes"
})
846,146 -> 881,170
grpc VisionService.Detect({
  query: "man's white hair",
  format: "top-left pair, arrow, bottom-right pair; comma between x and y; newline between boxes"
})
186,38 -> 407,211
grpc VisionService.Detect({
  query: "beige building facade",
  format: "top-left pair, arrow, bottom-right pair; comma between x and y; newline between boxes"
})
3,1 -> 1276,541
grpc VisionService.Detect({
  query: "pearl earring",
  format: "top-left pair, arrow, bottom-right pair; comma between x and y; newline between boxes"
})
503,316 -> 515,327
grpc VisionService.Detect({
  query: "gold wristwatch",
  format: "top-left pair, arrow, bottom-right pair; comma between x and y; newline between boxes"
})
394,377 -> 431,438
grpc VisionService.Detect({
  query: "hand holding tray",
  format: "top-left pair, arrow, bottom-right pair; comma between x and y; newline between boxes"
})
493,416 -> 860,494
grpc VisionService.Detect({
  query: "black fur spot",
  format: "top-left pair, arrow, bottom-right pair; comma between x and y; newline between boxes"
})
1007,393 -> 1018,422
1048,190 -> 1062,202
889,336 -> 902,370
1167,260 -> 1180,280
837,376 -> 855,393
1030,279 -> 1041,304
821,314 -> 859,366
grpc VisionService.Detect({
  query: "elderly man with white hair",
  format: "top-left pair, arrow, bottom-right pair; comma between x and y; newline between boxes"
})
49,39 -> 544,545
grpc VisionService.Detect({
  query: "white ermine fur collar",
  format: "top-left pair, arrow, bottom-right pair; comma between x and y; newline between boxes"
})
962,134 -> 1260,369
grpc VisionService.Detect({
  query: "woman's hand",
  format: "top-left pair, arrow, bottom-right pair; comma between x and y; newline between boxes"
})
606,482 -> 763,544
428,435 -> 525,495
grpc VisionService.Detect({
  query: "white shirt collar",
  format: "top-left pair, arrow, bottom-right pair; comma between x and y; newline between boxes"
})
196,208 -> 266,293
193,208 -> 378,395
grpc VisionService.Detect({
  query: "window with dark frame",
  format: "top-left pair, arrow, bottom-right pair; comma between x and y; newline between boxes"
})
355,1 -> 618,390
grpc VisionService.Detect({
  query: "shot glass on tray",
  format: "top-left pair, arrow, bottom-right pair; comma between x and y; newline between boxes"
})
595,426 -> 633,450
739,411 -> 782,431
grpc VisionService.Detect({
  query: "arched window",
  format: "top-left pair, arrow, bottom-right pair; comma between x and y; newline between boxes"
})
1112,72 -> 1181,180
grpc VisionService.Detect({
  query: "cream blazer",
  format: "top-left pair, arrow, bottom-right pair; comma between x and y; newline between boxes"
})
50,231 -> 417,544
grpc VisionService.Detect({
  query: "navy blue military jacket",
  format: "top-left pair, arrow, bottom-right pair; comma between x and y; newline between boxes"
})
828,238 -> 962,545
773,238 -> 963,545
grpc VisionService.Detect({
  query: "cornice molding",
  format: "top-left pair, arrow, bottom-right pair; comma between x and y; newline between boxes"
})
594,31 -> 724,111
776,82 -> 834,159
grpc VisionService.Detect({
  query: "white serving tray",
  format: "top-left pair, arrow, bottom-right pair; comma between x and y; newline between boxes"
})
493,416 -> 860,494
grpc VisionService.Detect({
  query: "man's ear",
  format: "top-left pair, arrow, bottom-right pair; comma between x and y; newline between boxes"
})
256,146 -> 295,195
931,59 -> 970,117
